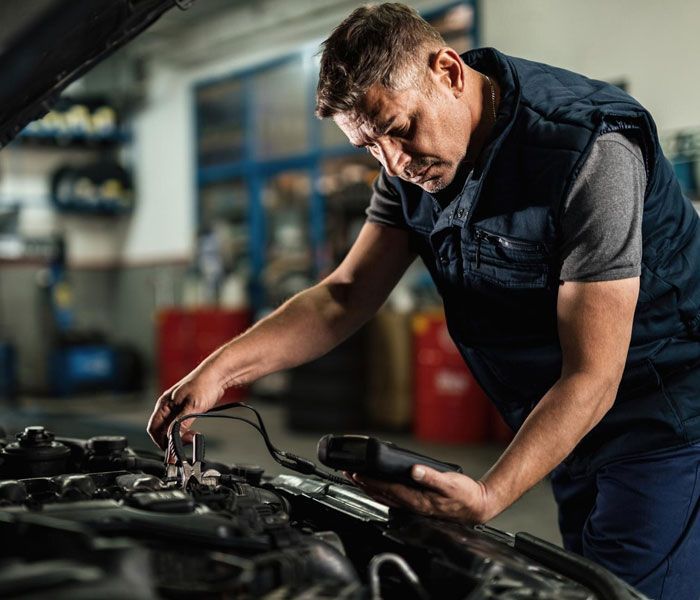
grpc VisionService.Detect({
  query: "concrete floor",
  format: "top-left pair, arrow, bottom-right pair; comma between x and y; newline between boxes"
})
1,390 -> 562,545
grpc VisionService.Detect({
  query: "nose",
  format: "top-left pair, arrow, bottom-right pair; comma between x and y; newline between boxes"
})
376,139 -> 410,178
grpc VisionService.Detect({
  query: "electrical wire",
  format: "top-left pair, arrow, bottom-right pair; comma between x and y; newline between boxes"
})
169,402 -> 348,485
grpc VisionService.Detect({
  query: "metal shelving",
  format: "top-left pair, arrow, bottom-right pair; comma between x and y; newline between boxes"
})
193,1 -> 479,309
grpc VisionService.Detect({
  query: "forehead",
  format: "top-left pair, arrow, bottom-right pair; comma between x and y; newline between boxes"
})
333,84 -> 414,139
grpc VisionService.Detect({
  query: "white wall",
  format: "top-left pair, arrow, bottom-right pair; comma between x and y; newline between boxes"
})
481,0 -> 700,133
124,65 -> 194,264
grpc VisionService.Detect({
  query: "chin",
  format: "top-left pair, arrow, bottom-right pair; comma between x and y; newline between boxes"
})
420,178 -> 448,193
420,169 -> 455,193
419,163 -> 460,193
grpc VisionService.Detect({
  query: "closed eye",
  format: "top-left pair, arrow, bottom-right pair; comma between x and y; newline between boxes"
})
385,121 -> 413,142
352,142 -> 376,152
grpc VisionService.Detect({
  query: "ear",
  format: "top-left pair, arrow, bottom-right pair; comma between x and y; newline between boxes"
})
428,48 -> 465,97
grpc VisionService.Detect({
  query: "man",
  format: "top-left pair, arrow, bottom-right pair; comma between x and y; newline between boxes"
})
148,4 -> 700,597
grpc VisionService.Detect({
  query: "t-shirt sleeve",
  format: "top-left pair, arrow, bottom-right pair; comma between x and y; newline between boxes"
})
365,169 -> 407,229
559,131 -> 646,282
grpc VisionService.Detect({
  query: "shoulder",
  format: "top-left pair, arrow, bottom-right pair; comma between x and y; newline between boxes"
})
366,169 -> 406,229
594,131 -> 645,167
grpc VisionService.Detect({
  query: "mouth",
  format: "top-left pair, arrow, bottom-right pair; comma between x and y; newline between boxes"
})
406,166 -> 433,184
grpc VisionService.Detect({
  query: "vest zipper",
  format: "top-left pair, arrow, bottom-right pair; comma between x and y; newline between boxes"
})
474,228 -> 545,253
475,230 -> 484,268
497,236 -> 544,251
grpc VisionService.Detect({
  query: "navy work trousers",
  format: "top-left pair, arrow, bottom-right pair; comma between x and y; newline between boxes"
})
550,444 -> 700,599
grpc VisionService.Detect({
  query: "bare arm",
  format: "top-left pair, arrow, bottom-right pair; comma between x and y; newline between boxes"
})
147,222 -> 415,449
478,277 -> 639,518
352,277 -> 639,523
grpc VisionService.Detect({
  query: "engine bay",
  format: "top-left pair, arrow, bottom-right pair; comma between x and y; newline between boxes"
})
0,415 -> 635,599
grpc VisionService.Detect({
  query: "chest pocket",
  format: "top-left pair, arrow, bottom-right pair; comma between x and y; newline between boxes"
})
466,227 -> 550,289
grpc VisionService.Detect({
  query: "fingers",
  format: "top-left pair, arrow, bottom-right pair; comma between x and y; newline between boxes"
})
351,470 -> 457,516
147,390 -> 175,450
369,493 -> 402,508
350,469 -> 480,523
351,475 -> 402,508
352,474 -> 394,493
352,474 -> 419,507
147,385 -> 195,450
172,410 -> 198,440
411,465 -> 450,494
163,405 -> 199,460
164,423 -> 200,465
180,428 -> 197,445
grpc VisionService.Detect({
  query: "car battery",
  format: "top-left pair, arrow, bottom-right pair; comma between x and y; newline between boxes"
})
412,312 -> 491,444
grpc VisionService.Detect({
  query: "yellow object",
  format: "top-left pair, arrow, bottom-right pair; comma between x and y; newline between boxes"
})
412,310 -> 443,334
53,282 -> 73,308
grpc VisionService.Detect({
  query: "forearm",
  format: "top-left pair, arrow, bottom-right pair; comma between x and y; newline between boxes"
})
349,280 -> 638,524
196,279 -> 374,397
479,372 -> 619,520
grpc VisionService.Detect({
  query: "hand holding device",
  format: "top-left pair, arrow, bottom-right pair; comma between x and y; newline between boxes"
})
317,434 -> 463,487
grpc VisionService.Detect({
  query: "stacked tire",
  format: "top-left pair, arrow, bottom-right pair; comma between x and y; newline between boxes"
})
286,328 -> 367,431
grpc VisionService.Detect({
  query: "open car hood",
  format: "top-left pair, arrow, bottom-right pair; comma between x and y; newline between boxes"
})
0,0 -> 183,149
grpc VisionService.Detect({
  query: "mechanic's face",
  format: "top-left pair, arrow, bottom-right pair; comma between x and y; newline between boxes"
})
334,66 -> 471,193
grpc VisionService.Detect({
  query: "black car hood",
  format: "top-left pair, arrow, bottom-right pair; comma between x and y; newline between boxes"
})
0,0 -> 182,149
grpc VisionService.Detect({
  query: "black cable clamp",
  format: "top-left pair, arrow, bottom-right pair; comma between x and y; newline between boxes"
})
168,402 -> 348,486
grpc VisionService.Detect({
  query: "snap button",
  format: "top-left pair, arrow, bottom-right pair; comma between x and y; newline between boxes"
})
456,208 -> 466,219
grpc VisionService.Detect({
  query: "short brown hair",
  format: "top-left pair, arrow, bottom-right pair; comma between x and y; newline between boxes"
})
315,3 -> 444,118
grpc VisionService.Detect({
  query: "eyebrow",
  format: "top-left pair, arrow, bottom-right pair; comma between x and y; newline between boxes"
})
349,115 -> 401,148
372,117 -> 397,136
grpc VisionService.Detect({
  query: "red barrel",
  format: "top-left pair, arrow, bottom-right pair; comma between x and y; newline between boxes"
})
412,312 -> 491,444
157,308 -> 251,402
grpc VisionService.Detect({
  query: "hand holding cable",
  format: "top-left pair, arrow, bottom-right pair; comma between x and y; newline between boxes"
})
167,402 -> 347,485
147,361 -> 228,452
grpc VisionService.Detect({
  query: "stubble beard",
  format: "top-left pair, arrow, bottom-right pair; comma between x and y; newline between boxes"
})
420,176 -> 449,193
416,161 -> 459,193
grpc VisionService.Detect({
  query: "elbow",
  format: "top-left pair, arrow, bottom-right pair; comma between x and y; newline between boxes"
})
604,358 -> 627,404
315,279 -> 366,330
593,371 -> 623,421
320,276 -> 380,327
560,367 -> 622,427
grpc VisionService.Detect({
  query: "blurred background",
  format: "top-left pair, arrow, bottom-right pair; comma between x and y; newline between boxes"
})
0,0 -> 698,544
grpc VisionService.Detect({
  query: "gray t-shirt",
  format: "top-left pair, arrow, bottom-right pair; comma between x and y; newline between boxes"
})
366,131 -> 646,282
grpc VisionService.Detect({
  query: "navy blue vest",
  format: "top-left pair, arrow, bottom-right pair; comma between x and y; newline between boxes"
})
389,48 -> 700,475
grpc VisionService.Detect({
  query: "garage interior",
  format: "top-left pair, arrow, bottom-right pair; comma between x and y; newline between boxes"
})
1,0 -> 699,557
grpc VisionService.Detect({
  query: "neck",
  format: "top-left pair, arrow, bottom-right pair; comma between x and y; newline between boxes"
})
464,67 -> 500,164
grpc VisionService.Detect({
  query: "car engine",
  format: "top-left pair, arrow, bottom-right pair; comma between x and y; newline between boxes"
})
0,419 -> 640,599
